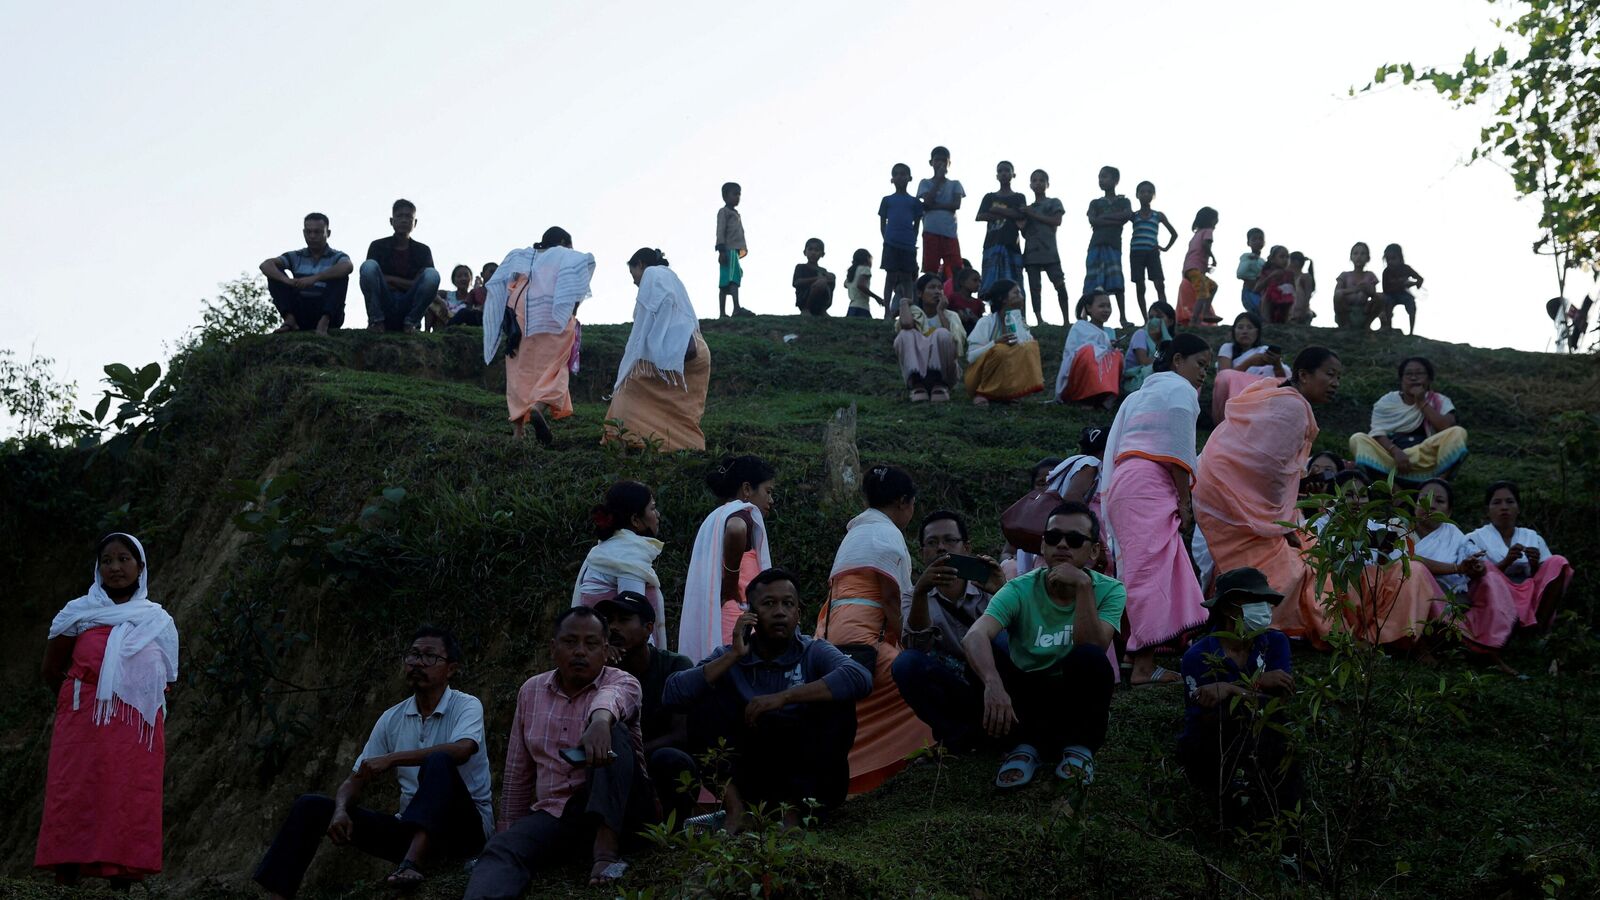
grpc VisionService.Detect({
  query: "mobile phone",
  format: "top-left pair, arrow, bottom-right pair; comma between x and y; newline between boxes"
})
559,747 -> 587,765
944,554 -> 997,583
1266,344 -> 1282,354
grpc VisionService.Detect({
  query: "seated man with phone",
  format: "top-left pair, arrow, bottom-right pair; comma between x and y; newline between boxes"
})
663,568 -> 872,833
466,606 -> 656,895
891,510 -> 1007,750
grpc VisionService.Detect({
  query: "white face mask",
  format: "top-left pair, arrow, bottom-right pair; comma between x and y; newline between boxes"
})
1241,601 -> 1273,632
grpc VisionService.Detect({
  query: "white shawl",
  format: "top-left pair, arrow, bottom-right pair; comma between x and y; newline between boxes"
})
679,501 -> 772,664
828,507 -> 914,609
571,529 -> 668,647
1465,523 -> 1550,580
1055,321 -> 1115,397
965,310 -> 1035,363
1367,390 -> 1455,437
614,266 -> 701,391
1411,522 -> 1471,593
482,245 -> 597,363
47,533 -> 179,742
1098,371 -> 1200,552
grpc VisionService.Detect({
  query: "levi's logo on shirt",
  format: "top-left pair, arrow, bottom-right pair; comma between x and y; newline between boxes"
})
1034,623 -> 1074,648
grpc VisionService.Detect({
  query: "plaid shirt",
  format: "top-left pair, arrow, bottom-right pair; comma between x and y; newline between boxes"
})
498,667 -> 642,830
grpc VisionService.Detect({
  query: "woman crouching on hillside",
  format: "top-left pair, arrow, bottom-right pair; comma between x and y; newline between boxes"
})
817,464 -> 933,792
678,455 -> 776,664
603,248 -> 710,452
37,533 -> 179,888
571,482 -> 668,647
894,274 -> 967,402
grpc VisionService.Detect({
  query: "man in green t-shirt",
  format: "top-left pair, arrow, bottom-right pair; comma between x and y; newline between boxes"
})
962,502 -> 1121,789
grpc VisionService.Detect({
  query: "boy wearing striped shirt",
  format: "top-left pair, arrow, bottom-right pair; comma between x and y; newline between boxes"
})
1127,181 -> 1178,322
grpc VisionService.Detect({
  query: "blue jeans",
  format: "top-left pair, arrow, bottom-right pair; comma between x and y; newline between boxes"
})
359,259 -> 441,329
891,648 -> 985,750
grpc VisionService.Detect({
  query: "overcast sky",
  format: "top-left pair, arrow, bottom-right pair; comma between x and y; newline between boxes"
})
2,0 -> 1586,413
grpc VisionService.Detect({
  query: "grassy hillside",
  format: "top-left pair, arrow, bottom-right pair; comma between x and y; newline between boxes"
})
1,316 -> 1597,898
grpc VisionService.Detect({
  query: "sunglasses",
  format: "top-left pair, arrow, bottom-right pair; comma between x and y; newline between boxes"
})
1041,529 -> 1092,549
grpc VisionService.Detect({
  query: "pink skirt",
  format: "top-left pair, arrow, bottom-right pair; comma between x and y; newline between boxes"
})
1506,555 -> 1574,627
1104,457 -> 1208,652
1211,369 -> 1271,424
1432,566 -> 1520,652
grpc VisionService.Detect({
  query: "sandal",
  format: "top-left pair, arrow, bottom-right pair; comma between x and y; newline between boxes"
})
930,386 -> 950,402
1055,745 -> 1096,784
994,743 -> 1040,790
589,855 -> 629,886
383,859 -> 426,890
972,395 -> 990,407
1132,665 -> 1182,687
909,388 -> 930,403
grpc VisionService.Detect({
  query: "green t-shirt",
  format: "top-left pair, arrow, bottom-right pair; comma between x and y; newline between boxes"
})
981,567 -> 1125,672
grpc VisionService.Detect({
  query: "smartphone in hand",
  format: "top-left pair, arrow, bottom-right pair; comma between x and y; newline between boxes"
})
559,747 -> 587,765
944,554 -> 998,583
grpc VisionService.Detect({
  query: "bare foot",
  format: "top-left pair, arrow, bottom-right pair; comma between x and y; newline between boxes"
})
512,420 -> 526,440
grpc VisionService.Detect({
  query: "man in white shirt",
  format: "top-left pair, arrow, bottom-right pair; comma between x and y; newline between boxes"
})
253,627 -> 493,896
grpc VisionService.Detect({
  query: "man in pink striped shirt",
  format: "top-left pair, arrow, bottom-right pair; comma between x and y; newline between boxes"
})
465,607 -> 657,896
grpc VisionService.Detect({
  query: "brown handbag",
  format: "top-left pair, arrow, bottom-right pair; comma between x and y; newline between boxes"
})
1001,489 -> 1063,554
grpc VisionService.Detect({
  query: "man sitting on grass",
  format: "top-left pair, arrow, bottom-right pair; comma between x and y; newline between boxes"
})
260,212 -> 353,334
664,567 -> 871,832
252,627 -> 493,896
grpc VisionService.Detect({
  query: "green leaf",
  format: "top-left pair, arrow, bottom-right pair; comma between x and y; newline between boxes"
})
104,362 -> 134,385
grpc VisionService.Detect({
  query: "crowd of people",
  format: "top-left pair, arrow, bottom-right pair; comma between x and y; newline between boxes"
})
31,152 -> 1575,895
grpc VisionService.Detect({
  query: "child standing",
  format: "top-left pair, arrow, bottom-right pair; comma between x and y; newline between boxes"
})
715,182 -> 747,318
1254,245 -> 1295,324
976,160 -> 1027,292
1084,166 -> 1135,326
1236,228 -> 1266,315
793,238 -> 836,316
1381,243 -> 1425,334
1127,180 -> 1179,321
878,163 -> 923,318
1178,207 -> 1220,326
1288,252 -> 1316,325
917,146 -> 966,281
1020,168 -> 1068,326
845,249 -> 887,319
1334,242 -> 1380,329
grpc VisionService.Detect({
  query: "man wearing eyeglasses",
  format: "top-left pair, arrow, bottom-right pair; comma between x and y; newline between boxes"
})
961,501 -> 1121,791
259,212 -> 354,335
253,627 -> 493,896
891,510 -> 1007,751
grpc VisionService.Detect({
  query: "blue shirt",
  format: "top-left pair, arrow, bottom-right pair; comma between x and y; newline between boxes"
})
878,193 -> 924,250
1178,630 -> 1291,744
662,634 -> 872,714
278,246 -> 351,295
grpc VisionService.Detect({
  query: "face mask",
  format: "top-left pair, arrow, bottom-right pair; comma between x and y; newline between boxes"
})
1241,602 -> 1273,632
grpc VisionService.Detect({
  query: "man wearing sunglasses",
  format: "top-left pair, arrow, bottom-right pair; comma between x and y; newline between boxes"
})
254,627 -> 493,896
961,502 -> 1121,790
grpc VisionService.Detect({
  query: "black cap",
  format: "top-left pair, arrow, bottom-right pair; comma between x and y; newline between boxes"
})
1202,567 -> 1285,609
595,591 -> 655,624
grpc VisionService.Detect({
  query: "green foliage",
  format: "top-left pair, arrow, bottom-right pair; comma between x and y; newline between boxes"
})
1360,0 -> 1600,310
172,274 -> 280,356
0,347 -> 88,446
78,359 -> 170,458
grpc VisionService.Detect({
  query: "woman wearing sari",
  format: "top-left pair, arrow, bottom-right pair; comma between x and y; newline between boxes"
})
603,249 -> 710,452
38,533 -> 179,888
1056,292 -> 1123,409
1121,301 -> 1175,394
1349,356 -> 1469,484
1210,311 -> 1286,424
1193,347 -> 1342,641
1466,481 -> 1574,634
1101,333 -> 1211,685
964,279 -> 1045,404
678,455 -> 776,664
894,274 -> 968,403
1404,479 -> 1519,672
816,465 -> 933,792
571,481 -> 668,648
482,227 -> 596,444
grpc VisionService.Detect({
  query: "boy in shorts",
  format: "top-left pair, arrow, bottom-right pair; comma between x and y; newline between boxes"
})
1084,166 -> 1134,326
917,146 -> 966,281
1127,181 -> 1178,320
1020,169 -> 1068,326
878,163 -> 923,318
716,182 -> 747,318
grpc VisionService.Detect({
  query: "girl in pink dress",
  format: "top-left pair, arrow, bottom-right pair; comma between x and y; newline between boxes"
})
37,533 -> 179,888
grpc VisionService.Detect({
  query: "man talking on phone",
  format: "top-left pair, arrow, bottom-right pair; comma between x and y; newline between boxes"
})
466,606 -> 656,896
664,567 -> 871,833
891,510 -> 1007,750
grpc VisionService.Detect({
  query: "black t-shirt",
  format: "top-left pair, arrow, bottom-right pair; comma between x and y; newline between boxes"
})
978,190 -> 1027,251
793,263 -> 820,308
638,645 -> 693,744
365,236 -> 435,280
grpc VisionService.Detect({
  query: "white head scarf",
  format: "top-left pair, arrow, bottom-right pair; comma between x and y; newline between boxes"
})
47,533 -> 179,743
614,264 -> 701,391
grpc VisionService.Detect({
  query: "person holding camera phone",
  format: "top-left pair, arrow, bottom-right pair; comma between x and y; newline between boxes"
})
961,502 -> 1122,790
663,568 -> 871,833
467,607 -> 654,895
890,511 -> 1007,750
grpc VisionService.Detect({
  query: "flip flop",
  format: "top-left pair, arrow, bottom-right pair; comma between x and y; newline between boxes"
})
1132,665 -> 1182,687
589,856 -> 629,886
910,388 -> 930,402
995,743 -> 1040,790
383,859 -> 425,890
1054,745 -> 1096,784
930,386 -> 950,402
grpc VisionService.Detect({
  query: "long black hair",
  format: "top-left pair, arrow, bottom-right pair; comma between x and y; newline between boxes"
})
1286,347 -> 1339,388
863,464 -> 916,509
847,248 -> 871,287
1230,311 -> 1265,353
706,455 -> 775,500
534,227 -> 573,249
1154,332 -> 1211,372
1192,207 -> 1219,230
627,247 -> 670,268
592,481 -> 653,540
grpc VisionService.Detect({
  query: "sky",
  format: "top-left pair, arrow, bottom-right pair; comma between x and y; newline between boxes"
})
2,0 -> 1587,416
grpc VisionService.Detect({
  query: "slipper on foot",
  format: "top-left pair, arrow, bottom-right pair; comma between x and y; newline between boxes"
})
995,744 -> 1040,790
1055,745 -> 1095,784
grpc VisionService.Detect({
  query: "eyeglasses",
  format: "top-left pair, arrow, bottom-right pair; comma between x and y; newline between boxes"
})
403,650 -> 448,666
1041,529 -> 1092,549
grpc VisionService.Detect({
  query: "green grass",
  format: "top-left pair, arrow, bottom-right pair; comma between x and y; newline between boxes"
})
1,316 -> 1597,897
